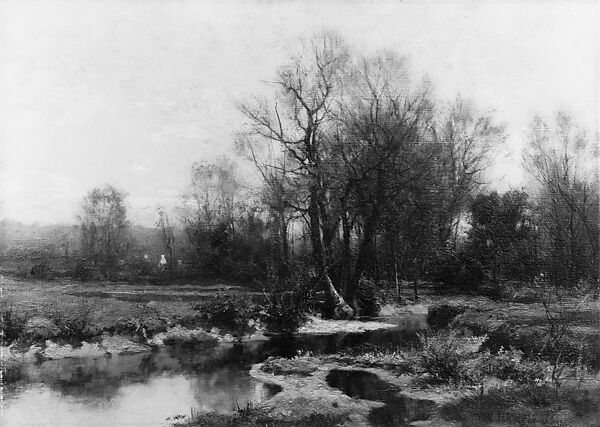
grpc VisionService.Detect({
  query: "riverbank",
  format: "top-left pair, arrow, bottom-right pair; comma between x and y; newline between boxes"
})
176,290 -> 600,426
0,276 -> 399,364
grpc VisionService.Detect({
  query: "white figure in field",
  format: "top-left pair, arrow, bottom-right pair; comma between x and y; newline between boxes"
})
158,254 -> 167,271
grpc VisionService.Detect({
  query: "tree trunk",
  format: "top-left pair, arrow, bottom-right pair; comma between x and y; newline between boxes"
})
309,186 -> 353,319
340,209 -> 352,296
347,209 -> 379,307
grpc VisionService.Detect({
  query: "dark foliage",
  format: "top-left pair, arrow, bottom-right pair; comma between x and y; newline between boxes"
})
30,262 -> 56,279
435,251 -> 485,292
72,258 -> 98,281
418,332 -> 471,384
0,303 -> 28,344
355,278 -> 381,317
193,294 -> 260,337
260,286 -> 308,335
426,303 -> 467,329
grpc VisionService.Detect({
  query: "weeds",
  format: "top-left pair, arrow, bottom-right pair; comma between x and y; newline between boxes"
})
441,383 -> 600,426
260,356 -> 320,376
259,283 -> 308,335
0,302 -> 28,345
479,348 -> 547,384
45,301 -> 99,342
417,331 -> 475,384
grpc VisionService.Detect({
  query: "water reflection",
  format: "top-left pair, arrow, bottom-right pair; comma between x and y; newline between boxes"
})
1,345 -> 280,427
1,312 -> 427,426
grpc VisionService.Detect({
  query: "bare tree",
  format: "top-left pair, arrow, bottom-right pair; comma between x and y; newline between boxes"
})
179,156 -> 242,260
79,185 -> 129,266
239,33 -> 353,317
433,98 -> 506,248
523,112 -> 599,288
334,53 -> 434,305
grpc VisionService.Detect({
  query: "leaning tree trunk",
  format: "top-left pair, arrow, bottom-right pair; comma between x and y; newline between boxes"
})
308,189 -> 353,319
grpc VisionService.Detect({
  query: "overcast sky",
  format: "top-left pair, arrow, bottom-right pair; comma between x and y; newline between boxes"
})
1,0 -> 598,226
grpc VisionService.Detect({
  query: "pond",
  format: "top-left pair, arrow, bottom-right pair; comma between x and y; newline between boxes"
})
1,312 -> 427,426
326,369 -> 436,426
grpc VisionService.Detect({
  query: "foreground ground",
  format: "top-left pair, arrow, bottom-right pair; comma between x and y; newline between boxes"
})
2,276 -> 600,425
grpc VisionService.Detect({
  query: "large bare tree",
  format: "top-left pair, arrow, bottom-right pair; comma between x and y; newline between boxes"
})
239,33 -> 353,317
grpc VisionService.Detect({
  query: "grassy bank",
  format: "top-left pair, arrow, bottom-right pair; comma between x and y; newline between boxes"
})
0,276 -> 266,354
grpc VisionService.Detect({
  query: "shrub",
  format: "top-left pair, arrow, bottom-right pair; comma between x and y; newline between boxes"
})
30,262 -> 56,279
0,303 -> 28,344
23,316 -> 60,342
427,303 -> 467,329
481,323 -> 545,359
480,348 -> 547,384
194,294 -> 259,337
47,302 -> 99,342
418,332 -> 472,384
436,251 -> 485,292
355,278 -> 381,317
72,259 -> 98,281
260,294 -> 307,335
259,280 -> 309,335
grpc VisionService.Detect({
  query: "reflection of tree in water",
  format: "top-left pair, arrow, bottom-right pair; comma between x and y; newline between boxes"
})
164,342 -> 271,372
6,344 -> 275,404
5,318 -> 426,408
2,364 -> 28,397
32,353 -> 156,403
189,366 -> 280,414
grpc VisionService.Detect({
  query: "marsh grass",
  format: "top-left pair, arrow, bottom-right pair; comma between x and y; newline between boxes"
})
0,302 -> 29,344
260,356 -> 321,376
177,405 -> 348,427
328,343 -> 420,375
441,383 -> 600,426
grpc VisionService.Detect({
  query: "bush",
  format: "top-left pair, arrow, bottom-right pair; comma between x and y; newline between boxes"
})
47,302 -> 99,342
480,348 -> 547,384
30,262 -> 56,279
481,323 -> 545,358
355,278 -> 381,317
260,291 -> 307,335
194,294 -> 259,337
418,332 -> 472,384
72,259 -> 98,281
436,251 -> 485,292
0,303 -> 28,344
427,303 -> 467,329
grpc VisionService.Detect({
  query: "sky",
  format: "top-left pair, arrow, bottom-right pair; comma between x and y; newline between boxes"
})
1,0 -> 598,226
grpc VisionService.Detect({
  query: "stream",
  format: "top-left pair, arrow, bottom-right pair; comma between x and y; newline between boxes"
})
1,312 -> 427,426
